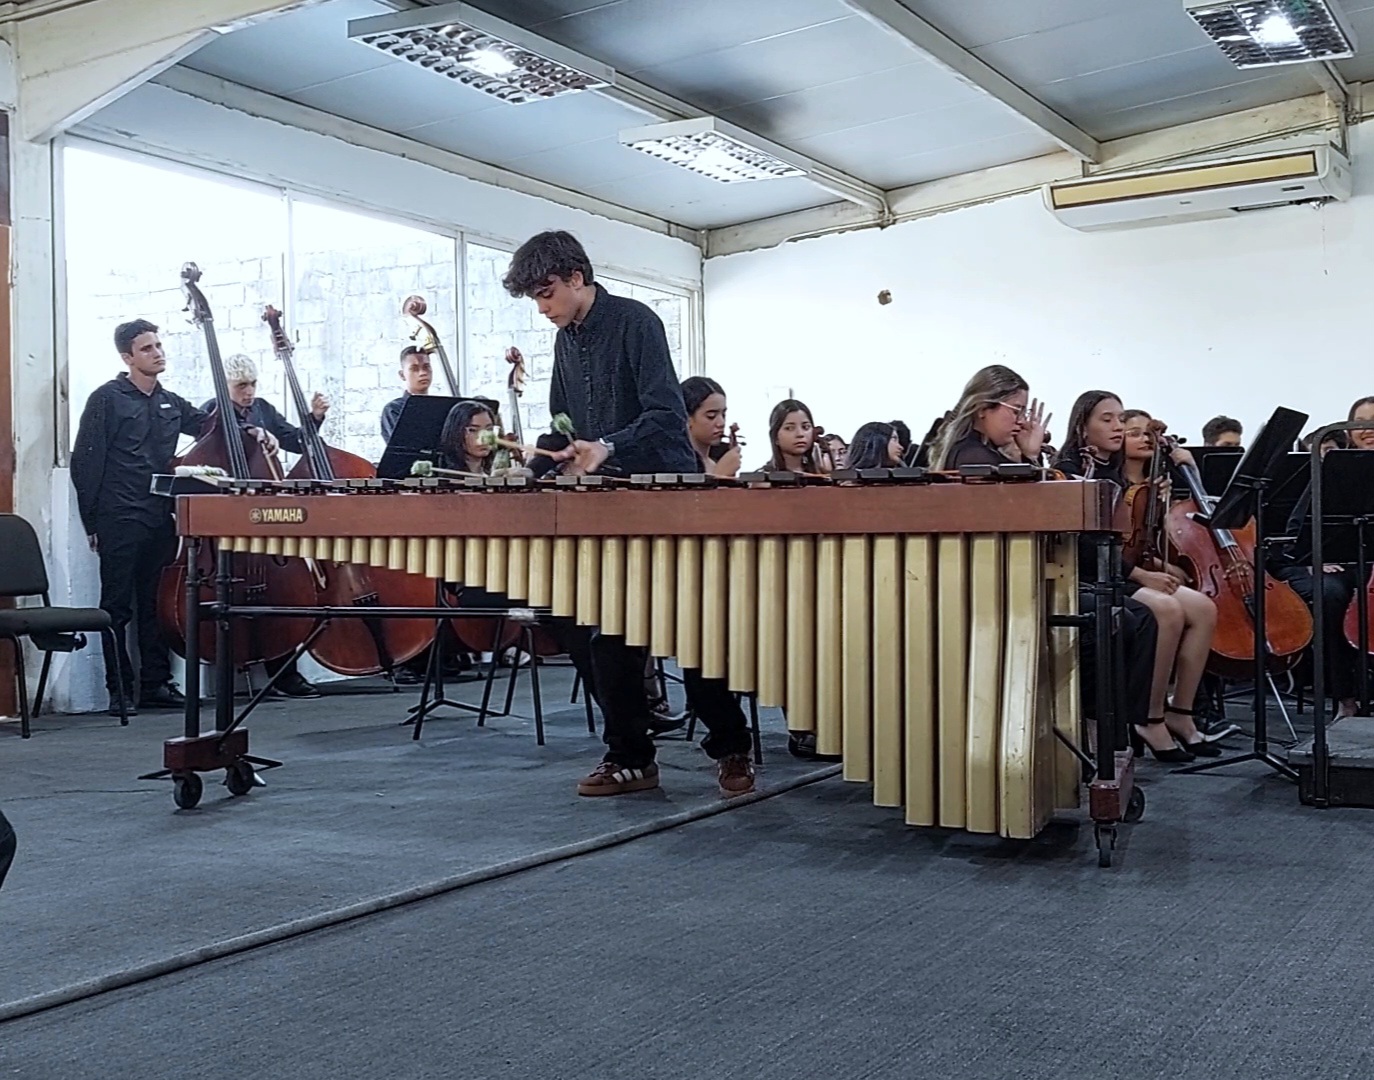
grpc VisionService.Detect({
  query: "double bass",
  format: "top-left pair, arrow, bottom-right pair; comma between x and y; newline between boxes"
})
403,294 -> 459,395
1159,430 -> 1313,677
265,307 -> 436,677
156,264 -> 316,667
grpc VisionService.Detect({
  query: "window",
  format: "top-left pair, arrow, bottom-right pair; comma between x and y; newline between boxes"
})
463,241 -> 692,436
288,200 -> 457,466
64,148 -> 286,450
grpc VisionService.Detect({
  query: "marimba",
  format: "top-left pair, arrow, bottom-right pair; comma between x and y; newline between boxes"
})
155,471 -> 1128,850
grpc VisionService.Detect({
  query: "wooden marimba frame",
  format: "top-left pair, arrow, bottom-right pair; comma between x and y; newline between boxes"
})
152,470 -> 1138,863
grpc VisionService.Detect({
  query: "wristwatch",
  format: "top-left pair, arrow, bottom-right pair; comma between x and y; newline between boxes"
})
597,438 -> 615,459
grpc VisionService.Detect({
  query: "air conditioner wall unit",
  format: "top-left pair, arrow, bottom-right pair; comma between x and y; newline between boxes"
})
1044,146 -> 1352,231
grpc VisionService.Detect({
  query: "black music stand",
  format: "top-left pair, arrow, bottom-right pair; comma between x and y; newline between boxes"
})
1179,406 -> 1308,781
1307,424 -> 1374,806
1263,453 -> 1310,543
376,395 -> 504,479
377,395 -> 461,480
1294,450 -> 1374,717
1179,447 -> 1242,499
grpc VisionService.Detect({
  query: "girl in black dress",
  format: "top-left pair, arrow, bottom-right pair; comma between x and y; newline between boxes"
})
1056,392 -> 1219,760
929,365 -> 1050,469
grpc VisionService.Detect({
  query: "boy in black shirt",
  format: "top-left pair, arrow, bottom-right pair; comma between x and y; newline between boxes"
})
504,231 -> 755,798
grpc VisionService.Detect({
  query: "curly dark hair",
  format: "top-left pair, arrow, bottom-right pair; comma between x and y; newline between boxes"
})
503,231 -> 596,297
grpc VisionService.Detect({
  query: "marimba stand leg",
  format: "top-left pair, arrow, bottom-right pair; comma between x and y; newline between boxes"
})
141,541 -> 281,809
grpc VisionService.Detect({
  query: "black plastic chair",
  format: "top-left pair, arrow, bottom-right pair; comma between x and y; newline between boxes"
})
0,514 -> 125,737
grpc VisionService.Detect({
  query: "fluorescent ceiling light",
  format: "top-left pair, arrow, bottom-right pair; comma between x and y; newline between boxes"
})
1184,0 -> 1356,67
619,118 -> 807,184
348,3 -> 614,104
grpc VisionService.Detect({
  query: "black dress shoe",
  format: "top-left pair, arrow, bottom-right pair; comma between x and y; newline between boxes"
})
271,672 -> 321,699
138,683 -> 185,709
107,692 -> 139,717
787,731 -> 842,762
392,667 -> 424,686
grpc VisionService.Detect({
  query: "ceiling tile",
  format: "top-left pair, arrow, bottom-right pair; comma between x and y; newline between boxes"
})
183,0 -> 394,96
287,62 -> 504,130
903,0 -> 1120,50
717,59 -> 988,142
633,14 -> 923,111
521,0 -> 849,73
405,92 -> 652,161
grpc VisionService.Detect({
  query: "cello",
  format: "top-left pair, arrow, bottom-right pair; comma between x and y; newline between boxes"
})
1161,431 -> 1313,678
156,264 -> 317,667
265,306 -> 436,677
403,294 -> 460,395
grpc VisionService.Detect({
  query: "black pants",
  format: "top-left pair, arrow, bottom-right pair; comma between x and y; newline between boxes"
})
1079,590 -> 1158,731
543,617 -> 597,704
0,809 -> 15,891
590,634 -> 750,768
95,517 -> 177,695
1278,565 -> 1359,702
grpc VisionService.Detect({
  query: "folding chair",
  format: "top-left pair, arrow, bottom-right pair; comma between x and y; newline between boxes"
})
0,514 -> 126,737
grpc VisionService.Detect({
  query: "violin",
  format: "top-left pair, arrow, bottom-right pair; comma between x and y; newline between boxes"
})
1159,429 -> 1313,677
504,346 -> 527,451
1121,419 -> 1170,570
266,306 -> 436,677
156,264 -> 317,668
403,295 -> 460,395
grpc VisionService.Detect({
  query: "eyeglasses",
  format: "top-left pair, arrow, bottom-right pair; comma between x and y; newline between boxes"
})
990,401 -> 1028,421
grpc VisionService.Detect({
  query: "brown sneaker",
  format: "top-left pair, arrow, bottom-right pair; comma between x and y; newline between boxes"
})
577,760 -> 660,797
717,753 -> 755,798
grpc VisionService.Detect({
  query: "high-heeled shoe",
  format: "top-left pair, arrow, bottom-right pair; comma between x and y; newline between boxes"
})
1165,703 -> 1222,757
1131,718 -> 1195,763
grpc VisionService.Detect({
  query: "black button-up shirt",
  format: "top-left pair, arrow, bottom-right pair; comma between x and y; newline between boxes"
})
552,284 -> 697,475
71,373 -> 208,535
200,396 -> 318,455
380,392 -> 412,443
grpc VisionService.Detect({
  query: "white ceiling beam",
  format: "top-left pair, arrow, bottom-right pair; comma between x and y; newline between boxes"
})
11,0 -> 327,142
147,66 -> 700,244
391,0 -> 890,216
840,0 -> 1101,164
706,90 -> 1341,258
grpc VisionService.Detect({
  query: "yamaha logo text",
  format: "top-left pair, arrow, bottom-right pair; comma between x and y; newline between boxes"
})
248,507 -> 308,525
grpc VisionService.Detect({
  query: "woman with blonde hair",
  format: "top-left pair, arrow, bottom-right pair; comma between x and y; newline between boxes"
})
929,365 -> 1050,470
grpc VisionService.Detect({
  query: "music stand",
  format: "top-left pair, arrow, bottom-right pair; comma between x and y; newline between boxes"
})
376,395 -> 463,479
1263,453 -> 1310,543
1180,406 -> 1308,781
1295,450 -> 1374,717
1308,423 -> 1374,805
1180,447 -> 1242,499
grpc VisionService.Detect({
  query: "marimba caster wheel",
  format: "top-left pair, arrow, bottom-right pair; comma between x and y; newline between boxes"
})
1095,824 -> 1116,868
225,761 -> 255,797
173,772 -> 203,810
1124,786 -> 1145,823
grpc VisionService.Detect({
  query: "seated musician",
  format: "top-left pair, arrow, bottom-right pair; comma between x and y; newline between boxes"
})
757,398 -> 828,474
890,419 -> 919,467
207,354 -> 329,457
1269,395 -> 1374,718
1055,394 -> 1218,760
503,229 -> 755,797
437,399 -> 530,479
203,354 -> 330,700
681,376 -> 742,478
379,346 -> 433,443
928,365 -> 1050,469
1201,415 -> 1243,448
845,422 -> 904,470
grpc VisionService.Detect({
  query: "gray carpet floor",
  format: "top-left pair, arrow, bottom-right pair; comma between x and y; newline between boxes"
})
5,675 -> 1374,1079
0,666 -> 818,1006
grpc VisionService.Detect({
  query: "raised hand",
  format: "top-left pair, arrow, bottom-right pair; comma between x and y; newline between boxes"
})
1014,398 -> 1050,461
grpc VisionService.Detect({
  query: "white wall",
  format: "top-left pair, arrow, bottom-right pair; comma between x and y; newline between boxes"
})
705,125 -> 1374,453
